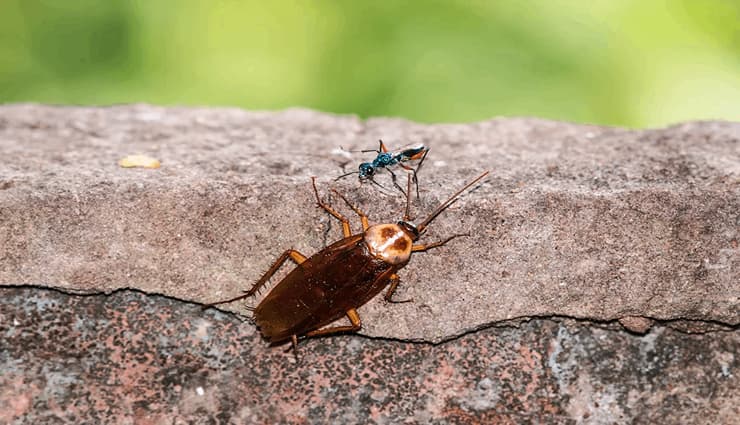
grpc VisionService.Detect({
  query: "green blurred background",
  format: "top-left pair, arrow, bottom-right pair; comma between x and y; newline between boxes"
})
1,0 -> 738,128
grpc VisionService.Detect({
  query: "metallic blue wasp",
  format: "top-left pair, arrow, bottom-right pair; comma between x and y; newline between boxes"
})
337,140 -> 429,198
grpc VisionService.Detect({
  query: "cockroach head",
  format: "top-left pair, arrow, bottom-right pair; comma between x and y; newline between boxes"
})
397,220 -> 420,240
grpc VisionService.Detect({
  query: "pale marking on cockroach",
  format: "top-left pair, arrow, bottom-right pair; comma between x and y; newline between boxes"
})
364,224 -> 413,265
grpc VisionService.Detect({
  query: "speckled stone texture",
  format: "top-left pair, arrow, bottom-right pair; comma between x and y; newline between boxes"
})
1,104 -> 738,343
0,287 -> 737,424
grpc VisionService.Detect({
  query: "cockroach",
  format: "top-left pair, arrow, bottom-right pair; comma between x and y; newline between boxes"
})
336,139 -> 429,198
204,170 -> 489,351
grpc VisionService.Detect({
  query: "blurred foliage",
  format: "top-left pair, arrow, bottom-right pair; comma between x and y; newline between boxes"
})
0,0 -> 738,127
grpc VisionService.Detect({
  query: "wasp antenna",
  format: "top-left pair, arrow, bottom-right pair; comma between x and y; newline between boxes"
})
416,171 -> 490,233
335,170 -> 359,181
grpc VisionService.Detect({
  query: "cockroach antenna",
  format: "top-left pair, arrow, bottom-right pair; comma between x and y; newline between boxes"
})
415,171 -> 489,234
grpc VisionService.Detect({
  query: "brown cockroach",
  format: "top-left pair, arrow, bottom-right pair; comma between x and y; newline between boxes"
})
205,170 -> 489,350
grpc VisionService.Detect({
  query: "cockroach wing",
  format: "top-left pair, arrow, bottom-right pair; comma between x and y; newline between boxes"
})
253,234 -> 401,343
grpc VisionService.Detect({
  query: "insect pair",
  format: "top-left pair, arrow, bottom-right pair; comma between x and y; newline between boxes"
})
336,140 -> 429,199
204,170 -> 489,353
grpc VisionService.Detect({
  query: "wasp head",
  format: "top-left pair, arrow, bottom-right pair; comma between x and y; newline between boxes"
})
358,162 -> 375,179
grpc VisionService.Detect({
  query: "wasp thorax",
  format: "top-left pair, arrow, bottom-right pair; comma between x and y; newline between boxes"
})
364,224 -> 413,265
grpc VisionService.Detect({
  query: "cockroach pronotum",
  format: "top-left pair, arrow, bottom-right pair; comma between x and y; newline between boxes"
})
204,170 -> 489,351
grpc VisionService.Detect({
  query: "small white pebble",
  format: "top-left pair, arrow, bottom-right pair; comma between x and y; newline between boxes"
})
196,387 -> 204,396
13,318 -> 20,326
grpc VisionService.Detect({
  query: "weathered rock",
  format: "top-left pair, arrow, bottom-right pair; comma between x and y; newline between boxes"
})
1,288 -> 737,424
0,104 -> 738,341
619,316 -> 655,334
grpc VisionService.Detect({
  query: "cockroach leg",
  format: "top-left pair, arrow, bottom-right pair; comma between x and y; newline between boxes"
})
247,249 -> 308,297
384,273 -> 413,303
202,249 -> 307,308
411,233 -> 470,252
282,335 -> 299,356
304,308 -> 362,338
403,172 -> 413,221
312,177 -> 352,237
331,188 -> 370,231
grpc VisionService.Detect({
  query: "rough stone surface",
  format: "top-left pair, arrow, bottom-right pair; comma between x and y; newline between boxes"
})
0,104 -> 738,342
1,287 -> 737,424
618,316 -> 655,334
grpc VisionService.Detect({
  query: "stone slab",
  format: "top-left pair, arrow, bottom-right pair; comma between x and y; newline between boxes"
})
0,104 -> 738,341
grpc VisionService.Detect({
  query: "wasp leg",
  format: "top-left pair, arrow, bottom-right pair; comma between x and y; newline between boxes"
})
398,161 -> 419,184
412,233 -> 470,252
202,249 -> 308,308
367,176 -> 395,196
385,273 -> 413,303
331,189 -> 370,231
398,164 -> 421,202
360,139 -> 385,154
399,149 -> 427,202
312,177 -> 352,237
304,308 -> 362,338
384,167 -> 408,198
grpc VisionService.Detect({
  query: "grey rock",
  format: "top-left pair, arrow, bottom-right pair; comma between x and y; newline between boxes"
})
0,104 -> 737,342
